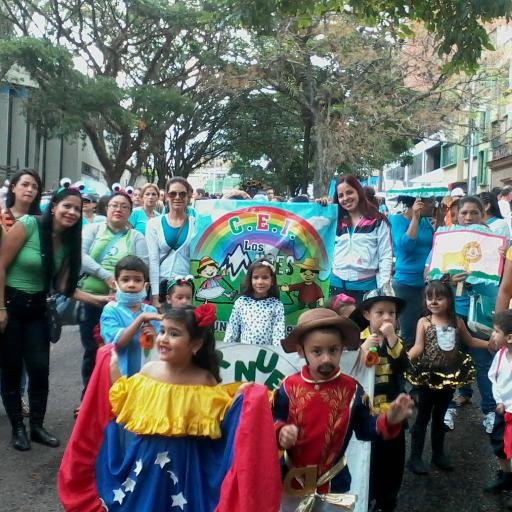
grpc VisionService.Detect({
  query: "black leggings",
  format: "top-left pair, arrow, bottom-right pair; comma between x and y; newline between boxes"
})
411,385 -> 454,456
0,287 -> 50,430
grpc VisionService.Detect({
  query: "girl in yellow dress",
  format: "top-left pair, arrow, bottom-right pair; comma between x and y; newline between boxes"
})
59,304 -> 281,512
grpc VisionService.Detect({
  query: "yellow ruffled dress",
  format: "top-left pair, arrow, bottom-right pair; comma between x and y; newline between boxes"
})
110,374 -> 242,438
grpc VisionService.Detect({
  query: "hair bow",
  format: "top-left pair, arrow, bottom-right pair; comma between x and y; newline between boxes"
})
167,275 -> 195,293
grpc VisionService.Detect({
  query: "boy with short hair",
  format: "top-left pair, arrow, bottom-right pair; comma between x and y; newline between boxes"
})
100,255 -> 161,376
485,310 -> 512,494
273,308 -> 413,511
351,292 -> 409,512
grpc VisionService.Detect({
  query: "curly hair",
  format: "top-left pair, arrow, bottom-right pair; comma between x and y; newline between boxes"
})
162,306 -> 221,382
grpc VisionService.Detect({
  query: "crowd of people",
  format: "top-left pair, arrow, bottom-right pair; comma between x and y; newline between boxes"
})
0,170 -> 512,511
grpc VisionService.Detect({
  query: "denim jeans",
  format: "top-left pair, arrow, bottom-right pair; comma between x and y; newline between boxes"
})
393,281 -> 425,349
0,288 -> 50,429
79,302 -> 103,396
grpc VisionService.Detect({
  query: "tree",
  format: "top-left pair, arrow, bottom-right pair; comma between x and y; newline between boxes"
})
224,14 -> 464,196
228,0 -> 512,72
0,0 -> 246,185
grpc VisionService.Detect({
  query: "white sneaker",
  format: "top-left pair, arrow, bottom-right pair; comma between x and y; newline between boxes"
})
444,407 -> 457,431
483,412 -> 496,434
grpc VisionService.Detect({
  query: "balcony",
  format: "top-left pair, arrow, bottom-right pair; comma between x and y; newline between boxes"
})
489,141 -> 512,172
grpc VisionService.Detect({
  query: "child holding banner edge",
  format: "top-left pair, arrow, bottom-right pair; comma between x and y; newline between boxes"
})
272,308 -> 413,511
224,257 -> 285,346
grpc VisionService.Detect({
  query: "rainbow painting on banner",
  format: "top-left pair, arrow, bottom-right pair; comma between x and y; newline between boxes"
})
191,200 -> 337,339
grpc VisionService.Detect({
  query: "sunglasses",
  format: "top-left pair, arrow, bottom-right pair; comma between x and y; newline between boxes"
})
168,191 -> 188,199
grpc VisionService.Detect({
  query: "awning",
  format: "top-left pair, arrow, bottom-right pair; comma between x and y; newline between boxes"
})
409,168 -> 446,185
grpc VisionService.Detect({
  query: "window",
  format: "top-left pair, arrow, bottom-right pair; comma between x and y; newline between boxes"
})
477,150 -> 487,186
440,144 -> 456,167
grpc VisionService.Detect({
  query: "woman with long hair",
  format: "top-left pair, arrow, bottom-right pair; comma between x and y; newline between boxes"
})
0,187 -> 83,450
478,191 -> 511,240
79,191 -> 149,402
0,170 -> 42,233
129,183 -> 161,235
330,175 -> 393,303
146,177 -> 196,307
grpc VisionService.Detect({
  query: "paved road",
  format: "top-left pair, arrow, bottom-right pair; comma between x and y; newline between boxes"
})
0,327 -> 507,511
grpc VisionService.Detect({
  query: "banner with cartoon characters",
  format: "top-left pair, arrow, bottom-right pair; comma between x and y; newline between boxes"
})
190,200 -> 338,339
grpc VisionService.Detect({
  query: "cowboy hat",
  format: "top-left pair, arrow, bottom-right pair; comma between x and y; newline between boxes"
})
294,257 -> 324,272
281,308 -> 361,353
349,290 -> 406,330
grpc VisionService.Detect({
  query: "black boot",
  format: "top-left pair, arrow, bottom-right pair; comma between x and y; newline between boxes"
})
12,424 -> 30,451
407,424 -> 429,475
30,426 -> 60,447
431,452 -> 454,471
431,420 -> 453,471
485,470 -> 512,493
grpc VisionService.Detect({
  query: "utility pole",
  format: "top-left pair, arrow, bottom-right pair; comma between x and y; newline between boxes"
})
467,117 -> 475,195
467,81 -> 476,195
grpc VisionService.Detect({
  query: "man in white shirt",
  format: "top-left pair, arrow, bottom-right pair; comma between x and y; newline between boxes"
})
498,186 -> 512,236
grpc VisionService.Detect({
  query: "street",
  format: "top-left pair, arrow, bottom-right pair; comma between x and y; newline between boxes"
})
0,327 -> 507,512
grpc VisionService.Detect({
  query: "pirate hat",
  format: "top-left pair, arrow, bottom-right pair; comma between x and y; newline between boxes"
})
349,289 -> 406,330
294,257 -> 324,272
281,308 -> 361,353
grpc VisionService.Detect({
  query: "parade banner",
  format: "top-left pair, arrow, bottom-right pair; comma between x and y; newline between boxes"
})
427,226 -> 507,285
191,200 -> 338,339
217,343 -> 374,512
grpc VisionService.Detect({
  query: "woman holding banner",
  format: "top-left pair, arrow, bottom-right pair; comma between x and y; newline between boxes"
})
432,196 -> 499,433
390,194 -> 435,348
330,175 -> 392,303
146,177 -> 196,307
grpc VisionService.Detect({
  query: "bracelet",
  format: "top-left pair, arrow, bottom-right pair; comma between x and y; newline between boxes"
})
0,306 -> 6,311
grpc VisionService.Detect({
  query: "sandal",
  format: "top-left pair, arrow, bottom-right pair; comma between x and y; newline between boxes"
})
73,406 -> 80,419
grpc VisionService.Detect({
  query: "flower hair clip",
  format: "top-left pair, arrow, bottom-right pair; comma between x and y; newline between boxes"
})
194,303 -> 217,328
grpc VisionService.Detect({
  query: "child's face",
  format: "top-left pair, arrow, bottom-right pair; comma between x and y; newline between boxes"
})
298,330 -> 343,381
490,325 -> 512,351
157,318 -> 201,364
167,284 -> 193,308
116,270 -> 146,293
425,293 -> 449,316
252,266 -> 273,298
363,301 -> 397,333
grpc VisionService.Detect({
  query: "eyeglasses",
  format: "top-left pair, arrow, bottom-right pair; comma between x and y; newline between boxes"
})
108,203 -> 130,211
168,191 -> 188,199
